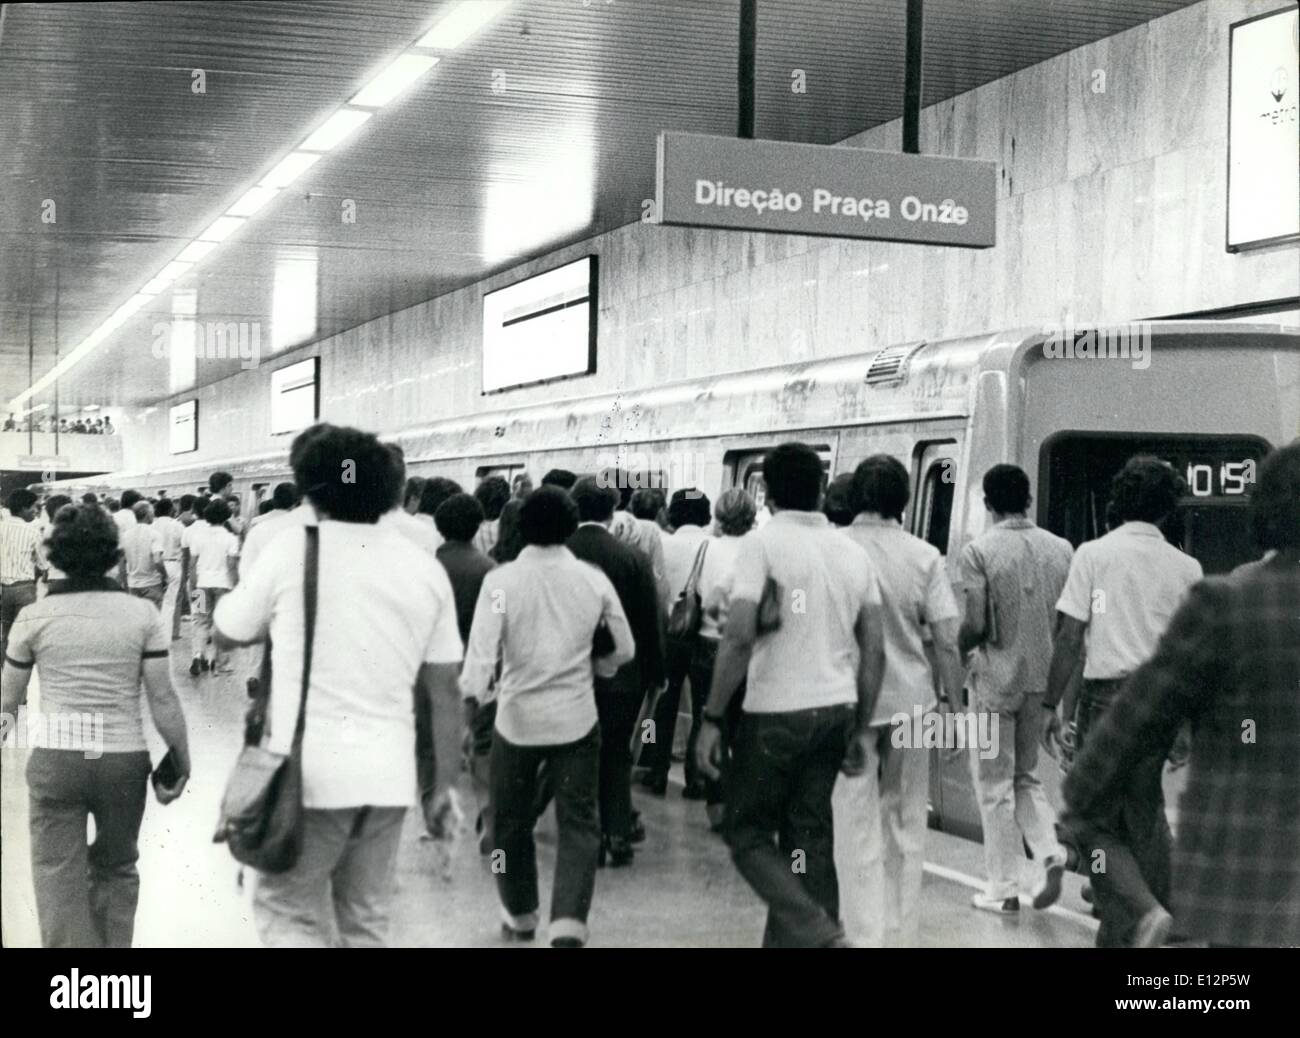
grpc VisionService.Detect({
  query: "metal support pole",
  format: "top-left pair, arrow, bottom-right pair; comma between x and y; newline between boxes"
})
903,0 -> 924,154
738,0 -> 757,139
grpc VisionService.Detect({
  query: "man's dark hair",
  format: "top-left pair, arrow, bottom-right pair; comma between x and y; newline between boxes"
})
292,425 -> 400,524
601,469 -> 635,511
258,501 -> 274,516
202,498 -> 232,526
271,482 -> 300,511
492,497 -> 526,563
434,493 -> 486,543
1109,455 -> 1186,524
45,494 -> 73,521
179,493 -> 196,514
474,476 -> 511,521
419,477 -> 463,518
540,468 -> 578,491
852,456 -> 910,521
47,504 -> 119,579
81,492 -> 99,505
104,497 -> 120,513
153,497 -> 175,518
404,476 -> 426,509
519,486 -> 579,546
208,471 -> 233,495
289,423 -> 333,471
630,487 -> 665,521
1252,441 -> 1300,551
571,476 -> 620,523
823,473 -> 856,526
667,488 -> 711,529
763,442 -> 823,511
6,488 -> 37,514
120,489 -> 143,510
982,464 -> 1031,516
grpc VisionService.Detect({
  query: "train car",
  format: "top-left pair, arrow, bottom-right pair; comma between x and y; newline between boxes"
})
50,319 -> 1299,838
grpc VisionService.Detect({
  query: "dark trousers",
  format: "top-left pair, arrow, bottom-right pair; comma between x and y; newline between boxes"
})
691,637 -> 746,807
1,579 -> 36,661
414,688 -> 437,824
724,704 -> 855,948
644,635 -> 699,786
1073,678 -> 1172,947
490,725 -> 601,939
594,664 -> 647,840
26,748 -> 151,948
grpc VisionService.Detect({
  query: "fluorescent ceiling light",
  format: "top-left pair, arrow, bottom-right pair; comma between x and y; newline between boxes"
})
350,53 -> 439,108
198,215 -> 246,242
301,108 -> 373,152
417,1 -> 511,49
177,239 -> 219,264
227,185 -> 280,218
157,260 -> 194,284
260,151 -> 323,189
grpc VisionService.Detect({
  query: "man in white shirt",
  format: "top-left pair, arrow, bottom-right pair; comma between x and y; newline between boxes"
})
696,443 -> 886,948
460,486 -> 634,948
832,456 -> 964,947
182,497 -> 240,675
215,424 -> 463,948
239,483 -> 309,578
1,489 -> 41,659
1045,455 -> 1203,948
151,497 -> 186,638
119,500 -> 168,609
112,489 -> 141,536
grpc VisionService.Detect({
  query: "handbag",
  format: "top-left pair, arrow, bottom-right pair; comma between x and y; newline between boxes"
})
213,525 -> 319,874
666,539 -> 709,640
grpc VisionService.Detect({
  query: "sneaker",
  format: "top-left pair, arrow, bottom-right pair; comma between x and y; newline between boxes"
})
550,936 -> 584,948
1133,905 -> 1173,948
500,923 -> 535,942
1031,856 -> 1067,909
972,892 -> 1020,914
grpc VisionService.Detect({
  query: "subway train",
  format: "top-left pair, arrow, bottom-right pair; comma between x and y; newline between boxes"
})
40,319 -> 1300,839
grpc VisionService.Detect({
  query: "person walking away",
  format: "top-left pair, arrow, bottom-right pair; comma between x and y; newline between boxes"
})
433,493 -> 497,847
1044,455 -> 1203,947
1065,441 -> 1300,947
1,489 -> 41,661
1,504 -> 190,947
119,501 -> 168,610
566,476 -> 665,866
832,455 -> 964,947
113,489 -> 142,537
695,443 -> 886,948
642,487 -> 711,797
150,498 -> 185,637
181,498 -> 240,676
35,494 -> 72,596
473,476 -> 510,557
214,424 -> 463,948
693,488 -> 758,830
958,464 -> 1073,913
460,486 -> 634,947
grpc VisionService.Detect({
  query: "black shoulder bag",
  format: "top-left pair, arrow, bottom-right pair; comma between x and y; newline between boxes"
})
213,525 -> 319,874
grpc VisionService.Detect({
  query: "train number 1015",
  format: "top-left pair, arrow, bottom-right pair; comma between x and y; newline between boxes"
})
1182,460 -> 1255,497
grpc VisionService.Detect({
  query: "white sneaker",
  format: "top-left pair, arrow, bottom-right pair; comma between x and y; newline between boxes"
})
1133,905 -> 1173,948
1031,855 -> 1067,909
972,892 -> 1020,914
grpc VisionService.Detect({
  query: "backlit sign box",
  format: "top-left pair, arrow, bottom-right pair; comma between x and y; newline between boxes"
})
169,400 -> 198,455
1226,7 -> 1300,252
656,131 -> 996,248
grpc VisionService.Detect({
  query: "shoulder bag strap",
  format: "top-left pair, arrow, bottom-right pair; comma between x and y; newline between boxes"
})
684,539 -> 709,596
291,525 -> 320,747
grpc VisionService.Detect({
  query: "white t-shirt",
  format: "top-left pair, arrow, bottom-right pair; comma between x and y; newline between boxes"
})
1055,521 -> 1203,680
730,510 -> 881,713
152,515 -> 184,561
182,521 -> 240,589
239,503 -> 315,577
381,508 -> 441,557
214,521 -> 464,808
112,509 -> 136,535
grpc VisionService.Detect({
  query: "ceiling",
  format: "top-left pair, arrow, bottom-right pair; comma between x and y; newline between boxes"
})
0,0 -> 1200,413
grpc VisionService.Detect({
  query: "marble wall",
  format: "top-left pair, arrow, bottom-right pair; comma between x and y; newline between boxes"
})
125,0 -> 1299,471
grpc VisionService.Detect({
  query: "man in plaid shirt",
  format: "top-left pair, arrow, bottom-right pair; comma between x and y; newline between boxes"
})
1064,441 -> 1300,947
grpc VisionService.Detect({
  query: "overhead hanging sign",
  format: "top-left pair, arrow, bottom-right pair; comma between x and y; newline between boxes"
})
16,455 -> 70,471
655,131 -> 996,248
1226,6 -> 1300,252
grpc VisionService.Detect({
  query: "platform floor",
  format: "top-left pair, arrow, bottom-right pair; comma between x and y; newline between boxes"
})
2,643 -> 1098,948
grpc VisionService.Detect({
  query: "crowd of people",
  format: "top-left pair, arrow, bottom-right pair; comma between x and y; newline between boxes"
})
1,422 -> 1297,950
3,413 -> 117,435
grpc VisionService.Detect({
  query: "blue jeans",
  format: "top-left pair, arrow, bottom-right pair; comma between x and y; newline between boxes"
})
27,748 -> 151,947
490,724 -> 601,944
724,704 -> 855,948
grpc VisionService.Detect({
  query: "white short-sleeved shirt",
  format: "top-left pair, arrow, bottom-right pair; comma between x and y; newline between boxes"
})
1055,521 -> 1203,680
843,515 -> 959,723
698,534 -> 746,641
152,515 -> 184,562
214,520 -> 463,808
239,503 -> 315,577
121,523 -> 163,588
182,521 -> 239,589
730,510 -> 881,714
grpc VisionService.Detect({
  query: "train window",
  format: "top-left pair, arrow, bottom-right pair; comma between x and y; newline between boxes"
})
917,462 -> 955,554
726,447 -> 832,516
1040,432 -> 1271,574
